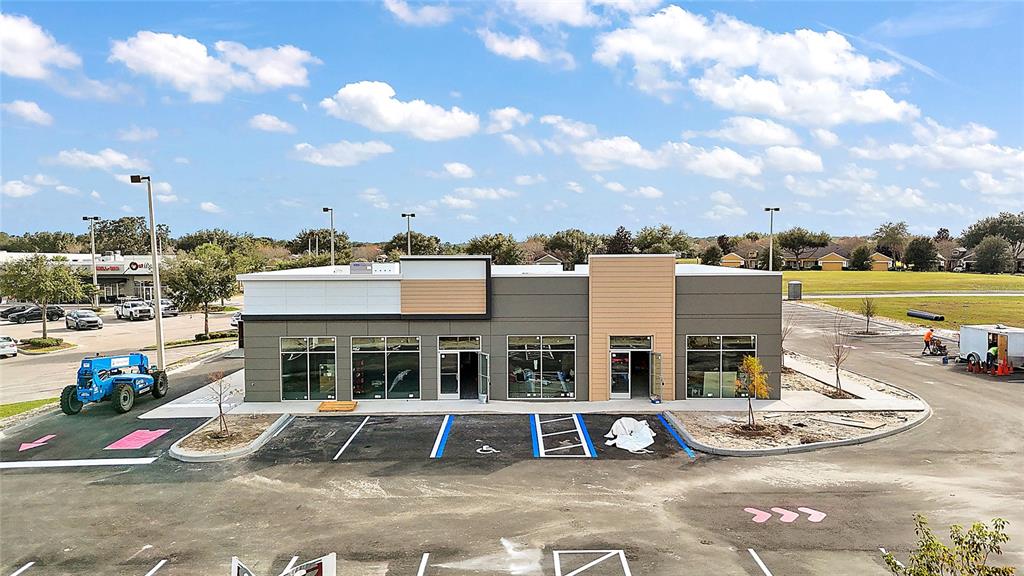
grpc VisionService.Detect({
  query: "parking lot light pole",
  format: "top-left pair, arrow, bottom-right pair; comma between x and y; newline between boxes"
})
764,207 -> 780,271
130,174 -> 165,370
401,213 -> 416,255
322,207 -> 335,266
82,216 -> 100,308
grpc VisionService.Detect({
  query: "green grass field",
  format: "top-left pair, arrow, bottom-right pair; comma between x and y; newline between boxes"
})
0,397 -> 58,419
819,296 -> 1024,330
783,270 -> 1024,294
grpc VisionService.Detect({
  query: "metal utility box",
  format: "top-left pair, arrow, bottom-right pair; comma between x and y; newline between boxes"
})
787,281 -> 802,300
958,324 -> 1024,365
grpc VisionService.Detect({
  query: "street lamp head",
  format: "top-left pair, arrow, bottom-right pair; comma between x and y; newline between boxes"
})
129,174 -> 149,183
764,207 -> 780,212
322,207 -> 332,213
402,213 -> 416,218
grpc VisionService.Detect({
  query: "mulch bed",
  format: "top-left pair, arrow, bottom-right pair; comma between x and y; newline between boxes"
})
178,414 -> 278,453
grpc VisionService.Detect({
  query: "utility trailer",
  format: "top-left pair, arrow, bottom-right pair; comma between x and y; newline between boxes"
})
958,324 -> 1024,372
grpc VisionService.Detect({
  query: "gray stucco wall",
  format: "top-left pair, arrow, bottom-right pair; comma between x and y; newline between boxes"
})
674,274 -> 783,400
242,276 -> 589,402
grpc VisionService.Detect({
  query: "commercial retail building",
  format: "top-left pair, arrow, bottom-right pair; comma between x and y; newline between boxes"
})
237,255 -> 782,404
0,251 -> 166,302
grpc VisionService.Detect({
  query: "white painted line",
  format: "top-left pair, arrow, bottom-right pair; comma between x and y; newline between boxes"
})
553,550 -> 630,576
544,443 -> 584,453
539,416 -> 575,424
429,415 -> 452,458
562,551 -> 619,576
144,559 -> 167,576
416,553 -> 429,576
279,556 -> 298,575
333,416 -> 371,461
533,414 -> 547,458
747,549 -> 773,576
272,416 -> 295,438
572,413 -> 594,458
542,429 -> 579,438
879,548 -> 904,569
9,562 -> 34,576
0,457 -> 157,469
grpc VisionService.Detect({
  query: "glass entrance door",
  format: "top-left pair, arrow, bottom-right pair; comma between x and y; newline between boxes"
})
610,352 -> 631,399
478,352 -> 490,403
439,352 -> 460,400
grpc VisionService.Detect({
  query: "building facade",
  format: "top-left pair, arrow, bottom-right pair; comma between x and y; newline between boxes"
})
238,255 -> 782,404
0,251 -> 166,302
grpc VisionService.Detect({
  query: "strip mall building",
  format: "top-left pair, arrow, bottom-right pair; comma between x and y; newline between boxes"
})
237,255 -> 782,404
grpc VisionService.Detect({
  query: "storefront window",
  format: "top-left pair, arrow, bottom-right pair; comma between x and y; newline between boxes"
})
609,336 -> 652,349
439,336 -> 482,350
508,336 -> 575,399
686,336 -> 757,399
280,337 -> 336,400
352,337 -> 420,399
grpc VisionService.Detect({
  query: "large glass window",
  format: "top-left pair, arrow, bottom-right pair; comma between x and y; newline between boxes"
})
352,337 -> 420,399
439,336 -> 481,350
609,336 -> 653,350
508,336 -> 575,399
685,335 -> 757,399
280,337 -> 336,400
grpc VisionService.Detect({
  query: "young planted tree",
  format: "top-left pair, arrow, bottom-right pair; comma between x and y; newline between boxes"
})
883,515 -> 1014,576
861,298 -> 877,334
206,371 -> 231,438
781,308 -> 797,368
823,312 -> 853,392
0,255 -> 88,338
737,355 -> 770,429
162,244 -> 236,338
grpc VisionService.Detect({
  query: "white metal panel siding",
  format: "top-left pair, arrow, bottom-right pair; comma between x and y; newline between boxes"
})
401,259 -> 486,280
244,280 -> 400,315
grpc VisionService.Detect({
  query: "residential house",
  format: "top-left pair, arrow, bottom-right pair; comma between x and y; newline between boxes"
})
721,252 -> 745,268
817,251 -> 849,271
869,252 -> 893,271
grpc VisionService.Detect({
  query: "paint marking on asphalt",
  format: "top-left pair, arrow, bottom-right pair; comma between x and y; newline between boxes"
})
553,550 -> 631,576
18,434 -> 56,452
416,553 -> 429,576
143,559 -> 167,576
281,556 -> 298,574
747,549 -> 773,576
9,562 -> 34,576
657,414 -> 697,459
333,416 -> 371,461
105,429 -> 171,450
430,415 -> 454,459
575,414 -> 597,459
879,548 -> 905,569
530,415 -> 540,458
272,416 -> 295,438
0,457 -> 158,469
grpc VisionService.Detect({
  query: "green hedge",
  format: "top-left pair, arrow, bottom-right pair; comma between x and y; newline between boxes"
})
194,330 -> 238,341
23,337 -> 64,347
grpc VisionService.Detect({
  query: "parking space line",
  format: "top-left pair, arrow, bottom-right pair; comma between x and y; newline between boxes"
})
332,416 -> 370,461
542,429 -> 579,438
553,550 -> 631,576
657,414 -> 696,459
539,416 -> 575,424
879,548 -> 904,569
281,556 -> 299,574
530,415 -> 540,458
143,559 -> 167,576
545,443 -> 585,453
271,415 -> 295,438
430,415 -> 454,459
0,457 -> 157,469
416,553 -> 429,576
575,414 -> 597,459
9,562 -> 34,576
747,549 -> 773,576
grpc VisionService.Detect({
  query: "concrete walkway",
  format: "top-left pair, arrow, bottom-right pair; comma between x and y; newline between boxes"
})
799,291 -> 1024,299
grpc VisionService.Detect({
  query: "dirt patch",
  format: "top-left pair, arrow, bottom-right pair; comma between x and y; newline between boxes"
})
178,414 -> 279,454
782,367 -> 859,399
783,355 -> 918,400
676,410 -> 923,450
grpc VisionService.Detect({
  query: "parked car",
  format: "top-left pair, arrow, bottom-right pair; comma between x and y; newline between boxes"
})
0,304 -> 32,319
115,301 -> 155,321
7,306 -> 65,324
230,311 -> 242,327
0,335 -> 17,358
147,299 -> 180,317
66,309 -> 104,330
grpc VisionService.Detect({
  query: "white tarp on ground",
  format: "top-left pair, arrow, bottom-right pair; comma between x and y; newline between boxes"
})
604,417 -> 656,453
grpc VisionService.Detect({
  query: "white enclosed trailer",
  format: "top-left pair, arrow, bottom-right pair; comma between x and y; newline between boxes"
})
958,324 -> 1024,366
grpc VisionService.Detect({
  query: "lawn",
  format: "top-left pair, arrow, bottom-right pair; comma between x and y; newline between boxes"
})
783,270 -> 1024,294
819,296 -> 1024,330
0,397 -> 58,419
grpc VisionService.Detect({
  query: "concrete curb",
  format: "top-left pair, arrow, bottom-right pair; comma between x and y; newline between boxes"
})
169,413 -> 291,463
15,344 -> 79,356
661,397 -> 932,457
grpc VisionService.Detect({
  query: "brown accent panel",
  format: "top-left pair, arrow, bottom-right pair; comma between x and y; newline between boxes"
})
588,256 -> 676,401
401,279 -> 486,315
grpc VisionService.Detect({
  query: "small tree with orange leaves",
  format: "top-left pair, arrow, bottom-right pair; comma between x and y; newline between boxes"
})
738,355 -> 770,429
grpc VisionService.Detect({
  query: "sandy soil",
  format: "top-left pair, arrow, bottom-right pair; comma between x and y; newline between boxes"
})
677,410 -> 922,450
178,414 -> 279,453
782,368 -> 859,399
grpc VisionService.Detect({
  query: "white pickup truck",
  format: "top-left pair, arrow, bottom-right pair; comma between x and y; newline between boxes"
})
115,300 -> 155,321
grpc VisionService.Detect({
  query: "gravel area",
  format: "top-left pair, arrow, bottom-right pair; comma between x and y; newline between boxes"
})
178,414 -> 278,453
677,410 -> 921,450
784,353 -> 918,400
782,368 -> 858,399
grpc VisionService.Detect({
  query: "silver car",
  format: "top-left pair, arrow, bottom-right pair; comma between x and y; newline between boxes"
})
66,309 -> 104,330
148,299 -> 180,317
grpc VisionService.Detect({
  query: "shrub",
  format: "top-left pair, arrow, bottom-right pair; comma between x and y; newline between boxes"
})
23,337 -> 63,347
194,330 -> 238,341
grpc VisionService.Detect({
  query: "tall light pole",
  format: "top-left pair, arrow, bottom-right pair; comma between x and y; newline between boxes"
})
82,216 -> 100,308
322,207 -> 335,266
401,213 -> 416,255
130,175 -> 165,370
764,207 -> 780,272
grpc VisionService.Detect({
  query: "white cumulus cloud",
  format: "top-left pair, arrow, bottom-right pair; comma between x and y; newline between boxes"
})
514,174 -> 546,185
2,100 -> 53,125
248,113 -> 296,133
0,13 -> 80,79
632,185 -> 663,199
477,29 -> 575,69
540,114 -> 597,139
703,191 -> 748,220
117,125 -> 159,141
811,128 -> 840,147
487,107 -> 532,133
51,148 -> 149,171
2,180 -> 38,198
501,134 -> 544,155
443,162 -> 475,179
320,80 -> 479,141
359,188 -> 391,209
764,146 -> 824,172
293,140 -> 394,167
382,0 -> 453,26
200,201 -> 222,213
707,116 -> 800,146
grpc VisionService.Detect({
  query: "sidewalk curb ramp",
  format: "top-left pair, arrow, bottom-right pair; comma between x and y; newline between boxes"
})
660,376 -> 932,457
169,414 -> 292,463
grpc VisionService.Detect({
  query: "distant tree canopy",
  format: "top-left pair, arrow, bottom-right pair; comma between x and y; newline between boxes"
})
974,235 -> 1014,274
0,231 -> 81,253
380,230 -> 442,256
634,224 -> 693,256
464,233 -> 526,265
872,221 -> 910,262
849,244 -> 873,271
91,216 -> 172,255
286,228 -> 352,262
960,211 -> 1024,260
605,226 -> 634,254
700,244 -> 723,266
934,227 -> 951,242
716,234 -> 737,255
755,241 -> 784,271
904,237 -> 938,271
777,227 -> 830,262
545,228 -> 605,266
175,228 -> 255,253
0,255 -> 89,338
162,243 -> 236,336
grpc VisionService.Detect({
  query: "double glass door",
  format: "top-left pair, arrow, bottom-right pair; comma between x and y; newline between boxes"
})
439,336 -> 485,400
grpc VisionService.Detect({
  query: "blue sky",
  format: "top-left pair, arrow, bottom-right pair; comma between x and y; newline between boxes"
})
2,1 -> 1022,243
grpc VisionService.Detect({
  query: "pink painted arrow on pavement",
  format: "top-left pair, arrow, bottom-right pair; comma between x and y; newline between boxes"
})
19,434 -> 56,452
771,507 -> 800,523
744,508 -> 772,523
105,429 -> 170,450
798,507 -> 827,522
